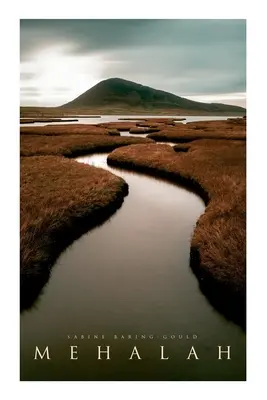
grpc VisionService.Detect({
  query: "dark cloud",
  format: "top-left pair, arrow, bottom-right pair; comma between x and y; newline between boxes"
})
98,41 -> 246,95
20,19 -> 158,60
20,19 -> 246,106
20,19 -> 245,56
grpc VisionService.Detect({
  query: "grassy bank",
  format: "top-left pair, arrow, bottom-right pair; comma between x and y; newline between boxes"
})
20,133 -> 154,309
20,134 -> 154,157
129,127 -> 161,134
107,140 -> 246,327
147,118 -> 246,142
20,124 -> 109,136
21,156 -> 129,310
148,131 -> 246,142
97,122 -> 138,131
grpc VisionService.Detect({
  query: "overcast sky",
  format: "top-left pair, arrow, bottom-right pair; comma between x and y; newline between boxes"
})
20,19 -> 246,107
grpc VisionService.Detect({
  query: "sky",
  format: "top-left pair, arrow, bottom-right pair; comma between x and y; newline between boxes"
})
20,19 -> 246,107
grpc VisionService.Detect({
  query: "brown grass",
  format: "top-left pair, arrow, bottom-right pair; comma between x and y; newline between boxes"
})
20,117 -> 246,324
106,129 -> 120,136
107,139 -> 246,327
136,123 -> 160,128
140,118 -> 176,123
20,155 -> 128,310
129,127 -> 161,134
96,122 -> 138,131
21,133 -> 153,310
147,119 -> 246,142
20,134 -> 154,157
186,119 -> 246,130
129,127 -> 148,134
172,143 -> 190,152
148,130 -> 246,142
20,124 -> 109,136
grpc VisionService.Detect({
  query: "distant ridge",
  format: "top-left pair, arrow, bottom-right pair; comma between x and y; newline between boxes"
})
62,77 -> 246,114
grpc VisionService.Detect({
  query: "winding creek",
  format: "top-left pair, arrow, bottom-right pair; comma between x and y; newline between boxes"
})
20,116 -> 246,381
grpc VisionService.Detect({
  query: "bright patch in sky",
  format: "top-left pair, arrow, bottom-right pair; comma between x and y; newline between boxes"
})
20,46 -> 103,106
185,93 -> 246,108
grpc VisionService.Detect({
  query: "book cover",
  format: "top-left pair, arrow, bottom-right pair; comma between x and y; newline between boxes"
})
20,18 -> 246,381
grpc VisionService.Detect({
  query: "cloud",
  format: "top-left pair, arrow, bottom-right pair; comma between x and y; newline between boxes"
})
20,87 -> 40,94
20,19 -> 246,56
20,19 -> 246,106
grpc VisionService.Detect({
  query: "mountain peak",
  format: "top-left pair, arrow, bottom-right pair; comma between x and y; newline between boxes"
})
62,78 -> 246,114
103,77 -> 126,82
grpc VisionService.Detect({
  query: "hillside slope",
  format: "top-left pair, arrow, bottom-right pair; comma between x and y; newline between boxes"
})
62,77 -> 246,114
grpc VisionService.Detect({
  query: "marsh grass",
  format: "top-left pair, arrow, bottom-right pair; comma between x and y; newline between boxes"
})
147,119 -> 246,142
20,124 -> 109,136
97,122 -> 138,131
20,118 -> 246,324
20,156 -> 129,310
20,133 -> 154,309
20,134 -> 154,157
129,127 -> 161,134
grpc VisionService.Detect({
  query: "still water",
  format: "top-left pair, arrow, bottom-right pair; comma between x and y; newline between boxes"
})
20,150 -> 246,381
20,114 -> 230,127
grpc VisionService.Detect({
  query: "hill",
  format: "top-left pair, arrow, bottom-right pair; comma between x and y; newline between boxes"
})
62,77 -> 246,114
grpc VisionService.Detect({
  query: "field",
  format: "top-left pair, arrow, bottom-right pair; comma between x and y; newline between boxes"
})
107,138 -> 246,326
